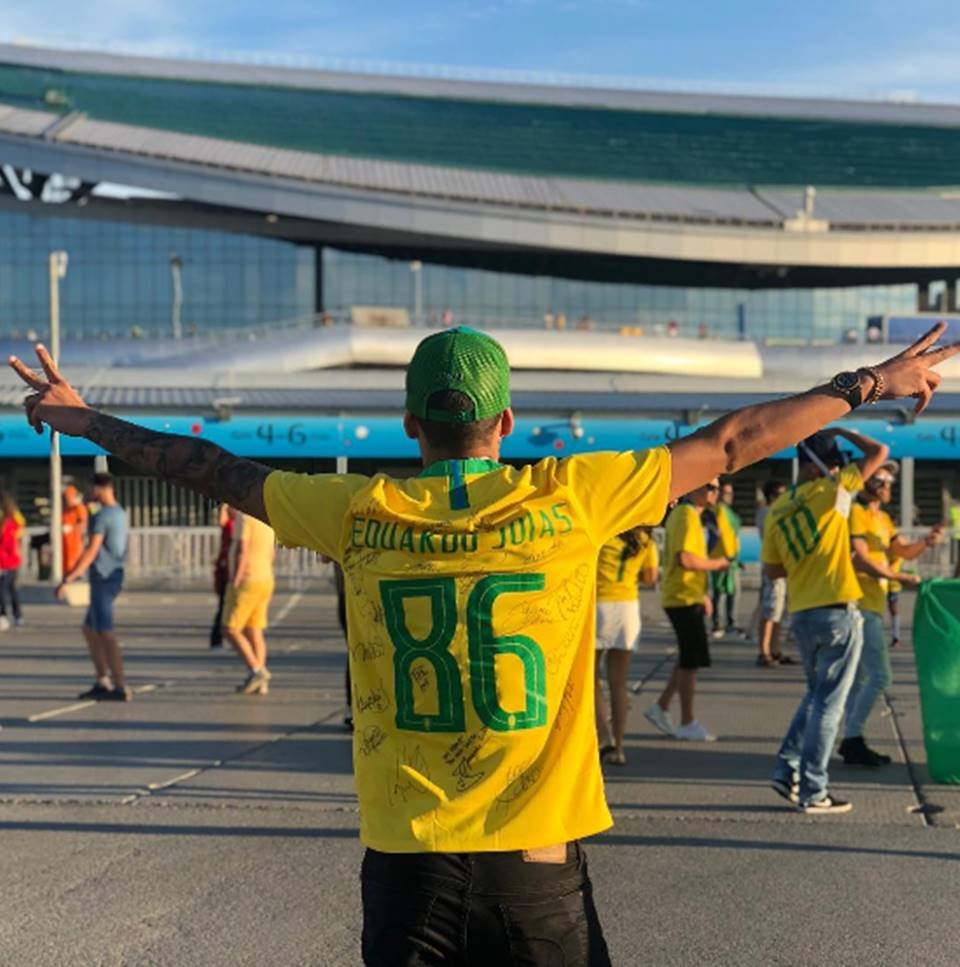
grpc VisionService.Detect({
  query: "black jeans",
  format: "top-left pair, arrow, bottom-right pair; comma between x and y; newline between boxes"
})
210,576 -> 227,646
0,569 -> 21,621
361,842 -> 612,966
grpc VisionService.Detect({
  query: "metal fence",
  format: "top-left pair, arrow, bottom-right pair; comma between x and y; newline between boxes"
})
18,524 -> 958,590
122,527 -> 331,589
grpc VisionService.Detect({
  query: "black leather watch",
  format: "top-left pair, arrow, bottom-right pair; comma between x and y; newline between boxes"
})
830,371 -> 864,410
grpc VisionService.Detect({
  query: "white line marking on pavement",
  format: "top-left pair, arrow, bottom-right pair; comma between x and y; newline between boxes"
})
147,769 -> 202,791
28,700 -> 96,722
273,589 -> 304,626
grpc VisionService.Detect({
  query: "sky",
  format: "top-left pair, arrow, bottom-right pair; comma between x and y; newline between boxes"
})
3,0 -> 960,103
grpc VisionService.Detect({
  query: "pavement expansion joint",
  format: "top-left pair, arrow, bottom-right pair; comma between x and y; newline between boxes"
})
882,690 -> 934,827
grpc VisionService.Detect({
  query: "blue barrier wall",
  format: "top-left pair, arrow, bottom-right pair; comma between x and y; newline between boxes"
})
1,413 -> 958,461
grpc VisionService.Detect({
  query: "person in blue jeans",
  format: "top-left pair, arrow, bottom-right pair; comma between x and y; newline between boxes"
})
762,428 -> 889,815
57,473 -> 131,701
842,463 -> 943,765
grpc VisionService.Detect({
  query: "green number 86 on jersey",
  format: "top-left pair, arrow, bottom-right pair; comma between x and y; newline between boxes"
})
380,574 -> 548,733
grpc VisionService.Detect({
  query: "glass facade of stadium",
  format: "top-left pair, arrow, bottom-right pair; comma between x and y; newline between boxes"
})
0,209 -> 919,343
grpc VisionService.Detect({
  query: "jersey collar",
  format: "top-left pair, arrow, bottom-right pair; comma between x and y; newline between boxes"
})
418,458 -> 504,478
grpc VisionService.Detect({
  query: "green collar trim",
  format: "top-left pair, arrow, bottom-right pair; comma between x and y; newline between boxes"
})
418,458 -> 504,478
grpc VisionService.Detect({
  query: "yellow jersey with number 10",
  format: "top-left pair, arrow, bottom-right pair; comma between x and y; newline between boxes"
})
762,464 -> 864,613
264,449 -> 671,853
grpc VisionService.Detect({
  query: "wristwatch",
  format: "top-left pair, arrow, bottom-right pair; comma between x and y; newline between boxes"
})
830,371 -> 864,410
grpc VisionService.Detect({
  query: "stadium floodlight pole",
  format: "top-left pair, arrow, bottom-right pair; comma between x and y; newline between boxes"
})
410,260 -> 423,324
169,254 -> 183,340
48,250 -> 69,586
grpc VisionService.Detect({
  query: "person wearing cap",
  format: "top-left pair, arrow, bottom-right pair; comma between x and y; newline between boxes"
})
842,461 -> 943,766
763,428 -> 891,814
10,325 -> 956,962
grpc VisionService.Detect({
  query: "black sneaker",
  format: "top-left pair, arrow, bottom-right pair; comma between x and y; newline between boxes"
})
799,795 -> 853,815
771,777 -> 799,804
78,682 -> 112,699
99,686 -> 133,702
839,736 -> 890,767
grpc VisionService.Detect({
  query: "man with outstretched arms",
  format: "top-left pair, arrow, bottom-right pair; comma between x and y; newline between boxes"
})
842,462 -> 943,766
10,325 -> 954,964
763,428 -> 889,815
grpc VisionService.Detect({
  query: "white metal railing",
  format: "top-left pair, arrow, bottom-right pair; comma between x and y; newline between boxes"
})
18,524 -> 958,590
123,527 -> 330,589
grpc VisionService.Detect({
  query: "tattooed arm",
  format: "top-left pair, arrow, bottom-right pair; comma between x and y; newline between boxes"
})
9,346 -> 270,523
84,412 -> 270,521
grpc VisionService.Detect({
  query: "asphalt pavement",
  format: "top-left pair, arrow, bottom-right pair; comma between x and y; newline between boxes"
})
2,581 -> 959,966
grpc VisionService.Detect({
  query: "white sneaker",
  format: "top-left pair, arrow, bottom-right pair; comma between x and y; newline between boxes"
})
644,704 -> 676,736
0,616 -> 9,631
674,720 -> 717,742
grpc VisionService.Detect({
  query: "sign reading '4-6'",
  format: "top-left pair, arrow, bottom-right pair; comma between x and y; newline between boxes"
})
3,413 -> 960,461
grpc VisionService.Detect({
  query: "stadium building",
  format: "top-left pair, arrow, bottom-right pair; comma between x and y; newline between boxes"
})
2,43 -> 960,536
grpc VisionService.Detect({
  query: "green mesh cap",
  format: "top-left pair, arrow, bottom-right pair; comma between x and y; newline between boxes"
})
405,326 -> 511,423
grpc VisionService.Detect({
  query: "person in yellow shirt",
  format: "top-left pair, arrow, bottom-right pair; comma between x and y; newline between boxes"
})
12,325 -> 955,964
763,428 -> 891,815
222,511 -> 276,696
646,480 -> 730,742
595,527 -> 659,765
842,462 -> 943,766
887,556 -> 904,647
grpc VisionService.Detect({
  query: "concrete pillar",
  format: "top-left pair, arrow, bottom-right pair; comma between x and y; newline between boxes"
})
314,245 -> 325,315
947,280 -> 959,314
918,282 -> 932,312
900,456 -> 915,528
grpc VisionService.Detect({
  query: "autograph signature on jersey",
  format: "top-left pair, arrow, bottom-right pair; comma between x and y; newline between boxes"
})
354,683 -> 390,714
495,761 -> 543,808
444,728 -> 489,793
387,745 -> 432,806
358,725 -> 388,757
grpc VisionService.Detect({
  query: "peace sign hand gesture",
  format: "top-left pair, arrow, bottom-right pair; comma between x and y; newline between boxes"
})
874,322 -> 960,414
8,344 -> 93,437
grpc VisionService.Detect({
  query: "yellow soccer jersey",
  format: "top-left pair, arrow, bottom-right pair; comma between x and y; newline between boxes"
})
762,464 -> 864,613
596,533 -> 659,602
850,504 -> 897,614
661,503 -> 707,608
264,448 -> 671,853
889,555 -> 904,595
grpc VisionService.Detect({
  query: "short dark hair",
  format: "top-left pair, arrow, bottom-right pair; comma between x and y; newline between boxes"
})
91,472 -> 114,489
763,479 -> 787,502
417,391 -> 502,452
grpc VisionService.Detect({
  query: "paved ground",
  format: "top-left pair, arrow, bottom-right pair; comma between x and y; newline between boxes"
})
2,581 -> 959,966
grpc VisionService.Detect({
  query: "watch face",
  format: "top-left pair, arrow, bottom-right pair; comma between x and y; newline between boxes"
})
834,371 -> 859,390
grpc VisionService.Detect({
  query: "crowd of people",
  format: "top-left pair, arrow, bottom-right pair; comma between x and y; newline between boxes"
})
587,425 -> 945,817
1,477 -> 279,701
7,321 -> 957,964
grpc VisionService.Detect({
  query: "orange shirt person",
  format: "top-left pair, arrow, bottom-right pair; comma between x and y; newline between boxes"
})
62,485 -> 89,575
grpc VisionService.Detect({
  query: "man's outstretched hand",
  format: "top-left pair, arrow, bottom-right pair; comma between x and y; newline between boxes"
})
873,322 -> 960,414
8,345 -> 92,437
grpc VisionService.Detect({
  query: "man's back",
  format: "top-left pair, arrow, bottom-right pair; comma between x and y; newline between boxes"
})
91,504 -> 128,579
265,449 -> 670,852
762,464 -> 863,612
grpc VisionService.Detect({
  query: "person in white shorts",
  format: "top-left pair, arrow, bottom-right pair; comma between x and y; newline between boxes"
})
595,527 -> 659,765
756,479 -> 792,667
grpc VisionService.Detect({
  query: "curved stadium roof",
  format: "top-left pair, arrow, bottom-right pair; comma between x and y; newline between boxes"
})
2,44 -> 960,285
